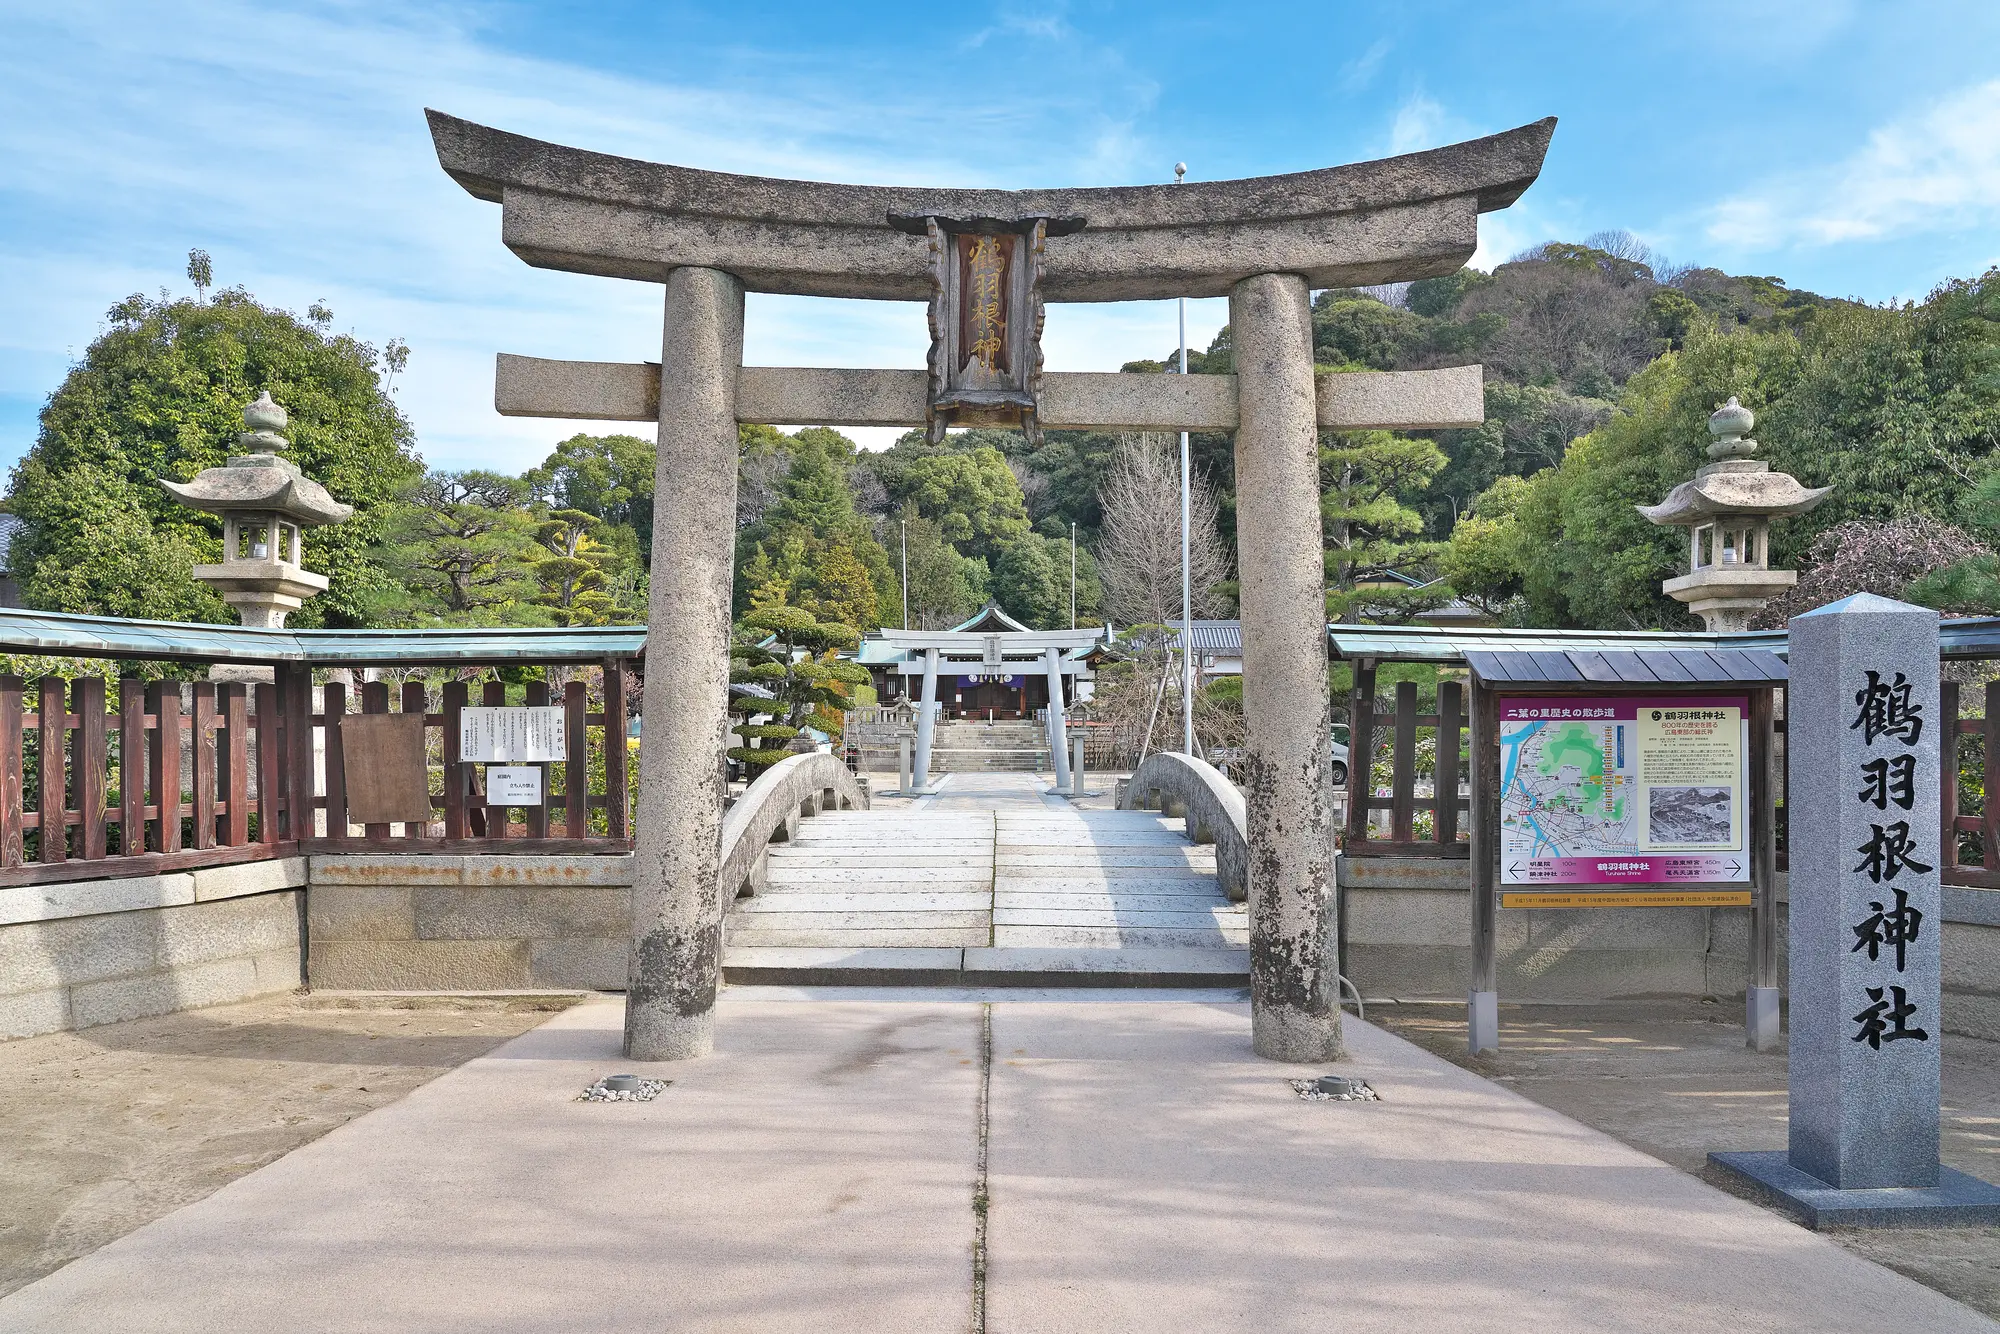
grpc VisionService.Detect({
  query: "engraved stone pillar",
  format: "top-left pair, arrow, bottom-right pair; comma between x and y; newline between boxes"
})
1788,593 -> 1941,1187
625,266 -> 744,1062
1712,593 -> 2000,1224
1231,271 -> 1340,1062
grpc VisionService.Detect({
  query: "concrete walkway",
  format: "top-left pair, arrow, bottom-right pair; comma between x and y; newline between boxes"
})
3,994 -> 1989,1332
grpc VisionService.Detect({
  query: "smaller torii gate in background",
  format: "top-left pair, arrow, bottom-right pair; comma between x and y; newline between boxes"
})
427,109 -> 1555,1063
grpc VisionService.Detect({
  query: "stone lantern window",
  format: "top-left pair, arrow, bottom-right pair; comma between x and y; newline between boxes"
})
158,392 -> 353,629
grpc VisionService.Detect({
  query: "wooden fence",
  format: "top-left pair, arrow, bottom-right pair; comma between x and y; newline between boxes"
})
1342,672 -> 1469,857
0,660 -> 634,887
1943,680 -> 1999,888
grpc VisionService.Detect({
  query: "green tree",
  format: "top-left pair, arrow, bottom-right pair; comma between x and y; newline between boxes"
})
899,513 -> 987,628
728,605 -> 868,769
10,465 -> 224,621
1321,428 -> 1446,619
529,508 -> 639,626
10,282 -> 421,626
865,440 -> 1031,562
370,471 -> 546,626
990,533 -> 1067,629
525,432 -> 655,558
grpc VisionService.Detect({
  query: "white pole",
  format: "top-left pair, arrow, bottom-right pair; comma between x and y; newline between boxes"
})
1176,160 -> 1194,757
901,519 -> 909,630
1070,520 -> 1077,629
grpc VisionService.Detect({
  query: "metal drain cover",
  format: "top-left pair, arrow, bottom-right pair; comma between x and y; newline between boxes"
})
1290,1075 -> 1380,1102
580,1074 -> 670,1103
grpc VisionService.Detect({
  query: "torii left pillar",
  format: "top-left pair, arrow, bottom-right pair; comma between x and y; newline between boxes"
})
626,266 -> 743,1061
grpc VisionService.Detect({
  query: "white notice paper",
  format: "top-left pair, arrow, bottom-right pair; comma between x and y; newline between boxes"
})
485,766 -> 544,806
459,707 -> 565,762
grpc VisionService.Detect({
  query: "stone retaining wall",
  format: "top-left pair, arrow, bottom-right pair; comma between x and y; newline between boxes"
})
0,859 -> 306,1040
307,854 -> 635,992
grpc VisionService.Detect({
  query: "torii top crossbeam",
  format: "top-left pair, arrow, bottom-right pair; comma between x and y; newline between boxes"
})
427,111 -> 1555,302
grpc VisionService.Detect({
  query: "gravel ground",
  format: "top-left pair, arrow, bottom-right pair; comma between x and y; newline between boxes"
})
1373,999 -> 2000,1321
0,990 -> 581,1298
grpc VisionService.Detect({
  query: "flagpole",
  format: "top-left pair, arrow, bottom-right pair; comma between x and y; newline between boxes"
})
1176,161 -> 1194,757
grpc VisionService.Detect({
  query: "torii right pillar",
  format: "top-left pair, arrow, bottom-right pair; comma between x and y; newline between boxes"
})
1233,272 -> 1341,1062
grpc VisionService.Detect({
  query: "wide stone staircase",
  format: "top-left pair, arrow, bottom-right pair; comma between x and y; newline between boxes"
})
722,804 -> 1249,986
928,720 -> 1051,773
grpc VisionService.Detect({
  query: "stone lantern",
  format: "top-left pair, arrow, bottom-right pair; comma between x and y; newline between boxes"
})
160,392 -> 352,628
1637,397 -> 1830,631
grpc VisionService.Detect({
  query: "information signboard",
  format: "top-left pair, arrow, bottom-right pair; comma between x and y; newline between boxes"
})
485,765 -> 544,806
1498,694 -> 1750,905
459,706 -> 566,763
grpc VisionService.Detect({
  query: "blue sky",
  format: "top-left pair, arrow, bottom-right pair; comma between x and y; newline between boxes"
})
4,0 -> 1999,478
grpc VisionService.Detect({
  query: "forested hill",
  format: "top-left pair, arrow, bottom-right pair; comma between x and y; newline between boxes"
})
9,240 -> 1998,636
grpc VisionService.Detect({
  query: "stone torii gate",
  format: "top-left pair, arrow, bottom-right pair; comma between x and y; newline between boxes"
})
426,110 -> 1554,1063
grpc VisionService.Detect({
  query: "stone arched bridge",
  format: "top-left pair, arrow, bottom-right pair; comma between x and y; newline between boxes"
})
718,754 -> 1250,988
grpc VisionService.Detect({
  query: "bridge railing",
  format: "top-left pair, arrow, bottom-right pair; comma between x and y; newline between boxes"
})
718,751 -> 869,904
1119,751 -> 1247,902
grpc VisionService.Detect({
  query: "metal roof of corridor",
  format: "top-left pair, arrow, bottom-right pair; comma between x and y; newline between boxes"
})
1464,647 -> 1788,688
0,607 -> 645,665
1329,617 -> 2000,663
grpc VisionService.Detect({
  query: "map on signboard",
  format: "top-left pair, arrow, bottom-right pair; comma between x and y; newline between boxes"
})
1501,714 -> 1636,864
1498,697 -> 1749,887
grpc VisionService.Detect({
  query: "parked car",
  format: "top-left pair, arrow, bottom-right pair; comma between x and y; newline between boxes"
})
1330,722 -> 1350,786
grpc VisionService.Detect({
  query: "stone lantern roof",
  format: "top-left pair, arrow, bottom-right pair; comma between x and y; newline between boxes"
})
1636,397 -> 1829,526
158,392 -> 354,526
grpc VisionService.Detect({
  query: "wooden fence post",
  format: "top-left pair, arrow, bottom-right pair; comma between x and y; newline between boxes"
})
362,679 -> 392,839
119,679 -> 146,855
191,681 -> 216,851
1390,680 -> 1417,844
38,677 -> 67,865
221,682 -> 249,847
603,657 -> 629,839
443,679 -> 469,840
147,680 -> 183,855
1345,658 -> 1376,848
1435,679 -> 1463,850
1984,682 -> 2000,877
255,681 -> 280,845
76,676 -> 106,859
324,680 -> 350,841
564,679 -> 588,838
402,680 -> 429,840
0,676 -> 23,869
482,679 -> 507,839
524,679 -> 550,838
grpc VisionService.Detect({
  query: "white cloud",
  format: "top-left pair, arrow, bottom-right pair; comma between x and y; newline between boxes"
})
1387,93 -> 1474,156
1707,79 -> 2000,249
0,1 -> 1170,473
1341,37 -> 1392,93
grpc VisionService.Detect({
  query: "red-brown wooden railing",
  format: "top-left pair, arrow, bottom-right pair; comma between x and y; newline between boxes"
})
0,659 -> 634,886
1342,666 -> 1470,858
1942,679 -> 2000,889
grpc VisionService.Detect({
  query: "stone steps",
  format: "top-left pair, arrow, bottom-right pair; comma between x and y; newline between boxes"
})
724,799 -> 1248,980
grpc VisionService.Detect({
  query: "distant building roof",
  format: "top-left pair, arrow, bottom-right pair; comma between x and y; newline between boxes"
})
1164,620 -> 1242,654
0,514 -> 22,572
